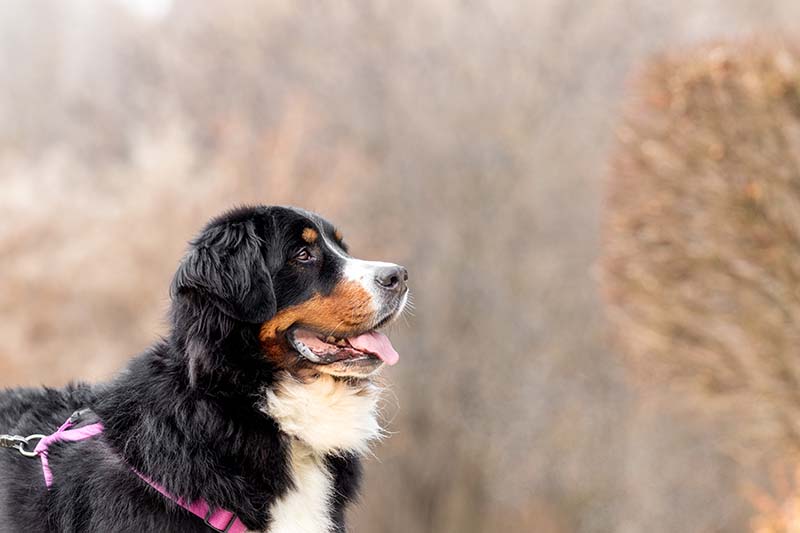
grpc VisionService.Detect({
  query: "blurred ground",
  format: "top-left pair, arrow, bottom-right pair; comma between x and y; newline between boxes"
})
2,1 -> 800,531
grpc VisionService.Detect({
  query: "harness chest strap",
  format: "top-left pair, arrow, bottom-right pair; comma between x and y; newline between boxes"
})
17,411 -> 248,533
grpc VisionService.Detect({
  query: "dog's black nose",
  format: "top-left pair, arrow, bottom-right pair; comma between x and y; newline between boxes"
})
375,265 -> 408,292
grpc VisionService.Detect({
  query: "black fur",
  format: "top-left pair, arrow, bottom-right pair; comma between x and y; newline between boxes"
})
0,206 -> 367,533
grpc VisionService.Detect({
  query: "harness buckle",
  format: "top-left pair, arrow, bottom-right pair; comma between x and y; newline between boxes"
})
204,509 -> 236,532
68,408 -> 92,425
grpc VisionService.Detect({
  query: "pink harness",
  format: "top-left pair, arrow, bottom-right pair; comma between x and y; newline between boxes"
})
8,411 -> 248,533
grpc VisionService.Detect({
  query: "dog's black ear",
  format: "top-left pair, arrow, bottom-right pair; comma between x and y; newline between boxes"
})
171,220 -> 276,324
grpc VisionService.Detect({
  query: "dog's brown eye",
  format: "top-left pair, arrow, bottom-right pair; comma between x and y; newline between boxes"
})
294,248 -> 313,262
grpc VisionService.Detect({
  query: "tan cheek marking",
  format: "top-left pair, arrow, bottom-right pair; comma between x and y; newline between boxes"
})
302,228 -> 318,243
259,281 -> 375,342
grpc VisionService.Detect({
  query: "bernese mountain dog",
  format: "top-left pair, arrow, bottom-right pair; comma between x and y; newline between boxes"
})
0,205 -> 409,533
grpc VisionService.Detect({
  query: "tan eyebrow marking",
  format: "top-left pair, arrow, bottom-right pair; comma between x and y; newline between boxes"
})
302,228 -> 318,243
333,229 -> 343,242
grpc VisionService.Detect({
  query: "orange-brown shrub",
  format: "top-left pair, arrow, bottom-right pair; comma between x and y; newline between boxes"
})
603,39 -> 800,459
747,465 -> 800,532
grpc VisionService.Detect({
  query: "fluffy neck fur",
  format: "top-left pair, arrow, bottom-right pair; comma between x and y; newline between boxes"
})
92,299 -> 373,531
93,338 -> 284,530
262,373 -> 382,456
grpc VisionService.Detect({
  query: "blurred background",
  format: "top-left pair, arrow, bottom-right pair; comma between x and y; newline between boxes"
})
3,1 -> 800,531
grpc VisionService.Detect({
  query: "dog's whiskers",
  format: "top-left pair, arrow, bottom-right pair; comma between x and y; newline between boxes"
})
323,320 -> 346,339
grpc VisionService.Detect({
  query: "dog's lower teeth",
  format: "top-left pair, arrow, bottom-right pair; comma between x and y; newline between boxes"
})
326,336 -> 337,343
336,339 -> 347,346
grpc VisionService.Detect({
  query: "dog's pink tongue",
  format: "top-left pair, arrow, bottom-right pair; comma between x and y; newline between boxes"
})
348,331 -> 399,366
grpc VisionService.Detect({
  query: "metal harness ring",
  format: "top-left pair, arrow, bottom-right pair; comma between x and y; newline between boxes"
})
16,434 -> 45,457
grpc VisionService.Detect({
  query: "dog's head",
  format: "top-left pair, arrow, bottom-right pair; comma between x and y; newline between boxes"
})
171,206 -> 408,380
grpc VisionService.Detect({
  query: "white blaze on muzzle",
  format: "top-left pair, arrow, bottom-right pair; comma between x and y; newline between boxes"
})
321,232 -> 403,305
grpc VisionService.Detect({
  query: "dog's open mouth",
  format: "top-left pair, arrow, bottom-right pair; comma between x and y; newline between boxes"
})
287,327 -> 399,368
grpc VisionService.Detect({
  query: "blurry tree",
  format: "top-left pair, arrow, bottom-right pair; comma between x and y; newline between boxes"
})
604,39 -> 800,462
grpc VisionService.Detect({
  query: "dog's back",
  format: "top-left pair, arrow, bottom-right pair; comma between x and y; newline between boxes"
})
0,384 -> 95,433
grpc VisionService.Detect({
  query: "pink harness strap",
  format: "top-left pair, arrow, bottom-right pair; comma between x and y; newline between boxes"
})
32,412 -> 248,533
131,470 -> 247,533
33,416 -> 104,488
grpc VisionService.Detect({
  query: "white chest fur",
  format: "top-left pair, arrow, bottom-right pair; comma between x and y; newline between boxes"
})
262,374 -> 381,455
263,443 -> 334,533
258,374 -> 382,533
